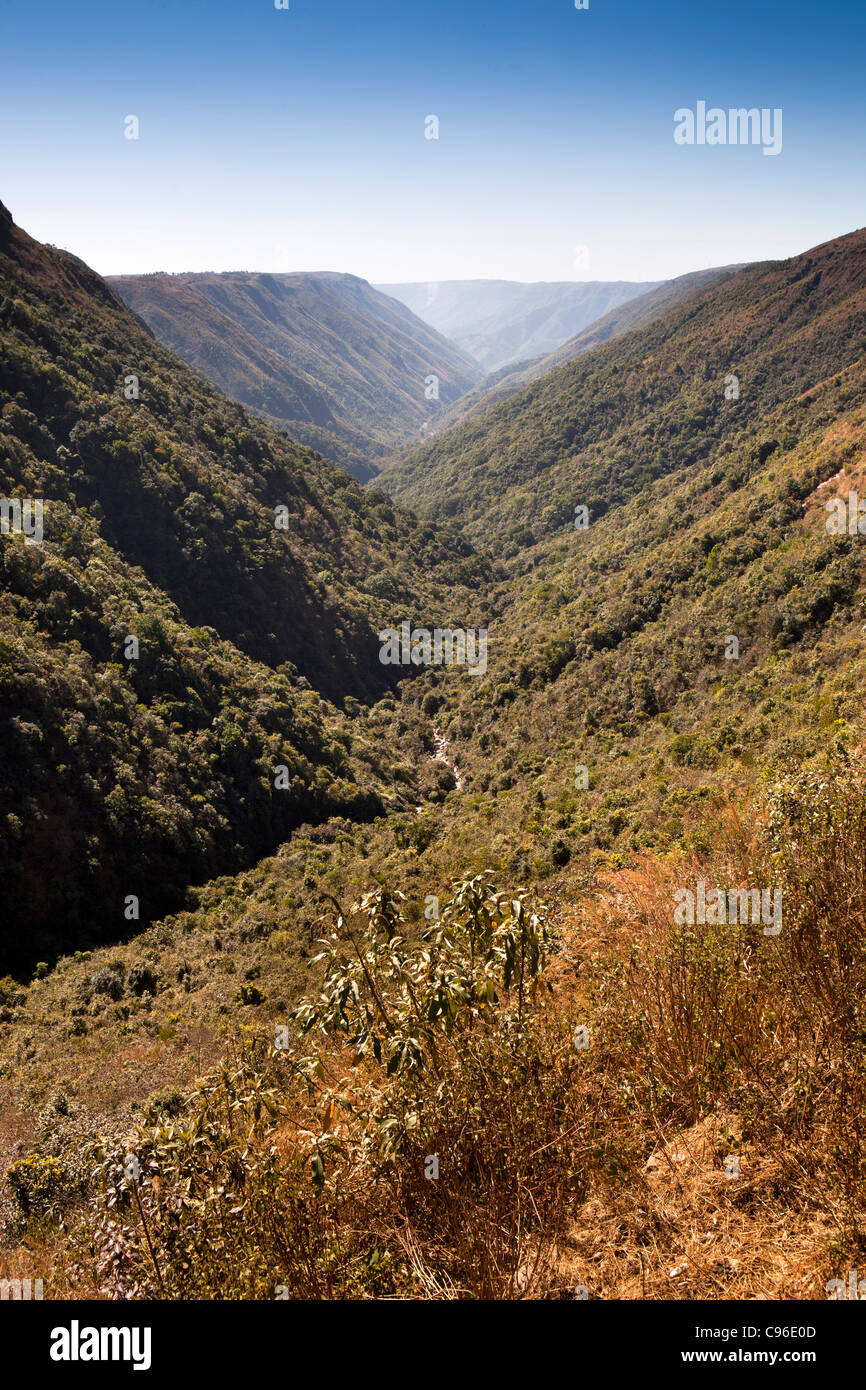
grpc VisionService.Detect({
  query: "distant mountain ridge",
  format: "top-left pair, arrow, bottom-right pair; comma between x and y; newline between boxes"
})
414,265 -> 741,437
379,228 -> 866,541
375,278 -> 661,373
109,270 -> 482,481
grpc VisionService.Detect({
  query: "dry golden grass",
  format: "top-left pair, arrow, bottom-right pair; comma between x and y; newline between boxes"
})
558,1110 -> 834,1300
544,789 -> 866,1302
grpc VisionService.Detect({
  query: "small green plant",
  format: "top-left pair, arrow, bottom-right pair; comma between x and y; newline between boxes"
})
142,1085 -> 186,1123
0,975 -> 24,1007
295,875 -> 554,1078
7,1152 -> 69,1222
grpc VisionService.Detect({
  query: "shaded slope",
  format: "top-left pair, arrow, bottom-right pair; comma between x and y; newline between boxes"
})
110,271 -> 482,480
0,202 -> 489,969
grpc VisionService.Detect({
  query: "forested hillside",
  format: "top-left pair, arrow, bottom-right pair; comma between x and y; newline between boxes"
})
111,271 -> 482,480
380,229 -> 866,543
403,265 -> 739,441
0,202 -> 488,968
3,212 -> 866,1303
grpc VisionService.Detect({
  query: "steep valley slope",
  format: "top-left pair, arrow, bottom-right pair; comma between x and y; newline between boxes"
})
2,216 -> 866,1301
0,202 -> 488,969
110,270 -> 482,481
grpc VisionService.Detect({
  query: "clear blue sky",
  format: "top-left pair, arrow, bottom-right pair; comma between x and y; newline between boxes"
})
1,0 -> 864,282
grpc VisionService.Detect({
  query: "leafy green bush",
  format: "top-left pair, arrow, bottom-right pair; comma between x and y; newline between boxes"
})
73,878 -> 597,1299
7,1152 -> 69,1222
142,1086 -> 186,1123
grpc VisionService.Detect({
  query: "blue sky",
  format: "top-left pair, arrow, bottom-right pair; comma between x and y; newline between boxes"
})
1,0 -> 864,281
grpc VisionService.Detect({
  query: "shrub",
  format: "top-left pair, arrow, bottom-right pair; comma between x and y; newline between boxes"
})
74,878 -> 597,1299
142,1085 -> 186,1123
48,1088 -> 70,1116
7,1152 -> 69,1222
0,975 -> 24,1006
127,962 -> 158,996
90,967 -> 123,1000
